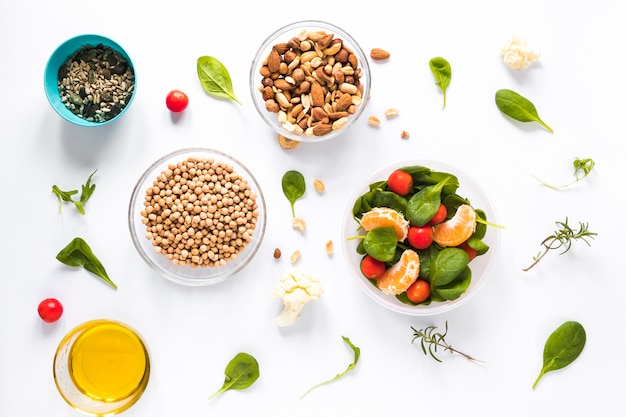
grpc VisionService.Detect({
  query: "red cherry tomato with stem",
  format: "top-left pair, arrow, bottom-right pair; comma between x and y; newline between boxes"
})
360,255 -> 386,279
407,225 -> 434,249
165,89 -> 189,112
406,279 -> 431,304
38,298 -> 63,323
387,170 -> 413,196
428,203 -> 447,225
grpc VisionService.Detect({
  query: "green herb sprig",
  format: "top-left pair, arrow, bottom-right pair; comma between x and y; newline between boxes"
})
301,336 -> 360,399
523,218 -> 597,271
411,321 -> 482,363
52,170 -> 97,215
56,237 -> 117,289
197,56 -> 241,104
534,158 -> 595,189
533,321 -> 586,389
208,352 -> 260,400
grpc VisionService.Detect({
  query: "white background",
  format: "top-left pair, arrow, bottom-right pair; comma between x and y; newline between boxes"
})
1,1 -> 624,416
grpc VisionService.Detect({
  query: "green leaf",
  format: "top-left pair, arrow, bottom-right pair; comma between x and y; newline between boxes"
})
431,267 -> 471,300
56,237 -> 117,289
301,336 -> 360,398
51,169 -> 97,215
281,170 -> 306,217
406,176 -> 451,226
495,89 -> 553,133
430,247 -> 469,288
429,57 -> 451,109
197,56 -> 241,104
533,321 -> 586,389
209,352 -> 260,400
363,227 -> 398,262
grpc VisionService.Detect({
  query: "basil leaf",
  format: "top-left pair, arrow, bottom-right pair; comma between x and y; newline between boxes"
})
301,336 -> 360,398
56,237 -> 117,289
429,57 -> 451,109
197,56 -> 241,104
533,321 -> 586,389
208,352 -> 260,400
363,227 -> 397,262
495,89 -> 553,133
281,170 -> 305,217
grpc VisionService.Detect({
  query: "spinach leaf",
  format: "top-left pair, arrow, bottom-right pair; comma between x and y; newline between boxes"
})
363,227 -> 397,262
56,237 -> 117,289
209,352 -> 260,400
281,170 -> 305,217
495,89 -> 553,133
406,176 -> 451,226
52,170 -> 97,215
197,56 -> 241,104
371,190 -> 407,214
431,267 -> 471,300
430,247 -> 469,288
533,321 -> 586,389
429,57 -> 451,109
301,336 -> 360,398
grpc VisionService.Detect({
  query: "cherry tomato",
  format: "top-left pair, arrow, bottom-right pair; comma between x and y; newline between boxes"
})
38,298 -> 63,323
165,89 -> 189,112
360,255 -> 386,279
407,225 -> 434,249
458,241 -> 478,261
406,279 -> 431,304
428,203 -> 447,225
387,170 -> 413,196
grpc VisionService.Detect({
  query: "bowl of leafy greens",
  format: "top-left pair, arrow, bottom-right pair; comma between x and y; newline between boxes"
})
342,160 -> 500,316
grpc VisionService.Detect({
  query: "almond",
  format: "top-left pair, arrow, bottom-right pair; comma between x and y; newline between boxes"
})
317,33 -> 334,49
267,49 -> 282,73
370,48 -> 390,61
310,81 -> 325,107
312,123 -> 332,136
273,78 -> 295,91
334,93 -> 353,112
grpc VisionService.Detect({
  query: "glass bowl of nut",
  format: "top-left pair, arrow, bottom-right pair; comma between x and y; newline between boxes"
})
250,20 -> 371,142
44,34 -> 136,126
128,148 -> 267,286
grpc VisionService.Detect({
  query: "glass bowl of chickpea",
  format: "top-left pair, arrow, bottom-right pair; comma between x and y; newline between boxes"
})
249,20 -> 371,143
128,148 -> 267,286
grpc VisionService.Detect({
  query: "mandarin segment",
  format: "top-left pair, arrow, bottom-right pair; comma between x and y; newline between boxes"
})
432,204 -> 477,247
359,207 -> 410,241
376,249 -> 420,295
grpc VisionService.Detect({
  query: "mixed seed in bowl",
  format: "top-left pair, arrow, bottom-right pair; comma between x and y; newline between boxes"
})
57,43 -> 135,123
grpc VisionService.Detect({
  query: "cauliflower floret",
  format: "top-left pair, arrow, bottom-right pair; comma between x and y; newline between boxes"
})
501,35 -> 541,69
272,268 -> 323,327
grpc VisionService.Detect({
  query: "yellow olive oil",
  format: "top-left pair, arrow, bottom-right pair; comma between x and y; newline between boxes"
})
68,321 -> 149,402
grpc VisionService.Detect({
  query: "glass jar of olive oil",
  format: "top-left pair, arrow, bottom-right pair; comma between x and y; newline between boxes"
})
53,319 -> 150,415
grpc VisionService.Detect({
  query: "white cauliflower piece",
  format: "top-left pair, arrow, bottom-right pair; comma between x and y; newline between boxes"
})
271,268 -> 323,327
501,35 -> 541,69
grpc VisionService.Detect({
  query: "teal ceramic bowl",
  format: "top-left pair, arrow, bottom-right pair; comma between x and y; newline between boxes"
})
44,34 -> 136,126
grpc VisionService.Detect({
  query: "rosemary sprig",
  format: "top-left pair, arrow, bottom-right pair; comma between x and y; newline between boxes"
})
411,321 -> 482,363
534,157 -> 595,189
523,217 -> 597,271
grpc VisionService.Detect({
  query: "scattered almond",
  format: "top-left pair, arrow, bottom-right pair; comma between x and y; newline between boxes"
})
290,250 -> 301,264
292,217 -> 306,233
400,130 -> 410,139
385,108 -> 400,118
368,115 -> 381,127
273,248 -> 282,259
370,48 -> 390,61
277,134 -> 300,149
325,240 -> 334,256
313,178 -> 325,193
